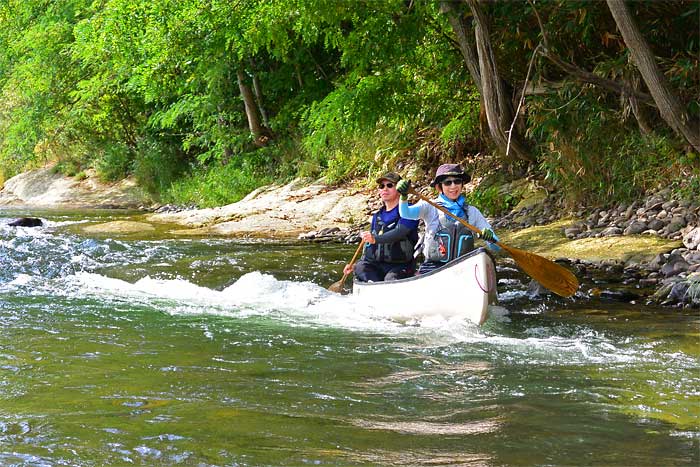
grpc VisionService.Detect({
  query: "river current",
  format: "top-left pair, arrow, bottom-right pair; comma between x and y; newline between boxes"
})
1,209 -> 698,466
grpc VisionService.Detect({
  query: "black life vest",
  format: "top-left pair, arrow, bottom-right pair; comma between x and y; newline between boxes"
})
364,206 -> 418,264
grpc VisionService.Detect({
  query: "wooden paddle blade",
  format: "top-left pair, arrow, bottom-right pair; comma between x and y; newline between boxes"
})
328,273 -> 350,293
499,243 -> 579,297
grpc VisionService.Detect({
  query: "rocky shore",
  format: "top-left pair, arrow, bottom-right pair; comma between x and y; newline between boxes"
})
486,187 -> 699,308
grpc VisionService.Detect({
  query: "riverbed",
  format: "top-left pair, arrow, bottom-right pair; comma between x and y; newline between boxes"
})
1,209 -> 698,466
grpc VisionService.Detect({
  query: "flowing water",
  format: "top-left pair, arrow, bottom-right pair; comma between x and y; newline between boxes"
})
1,209 -> 698,466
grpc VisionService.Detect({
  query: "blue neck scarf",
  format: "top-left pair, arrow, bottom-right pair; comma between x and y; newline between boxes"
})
436,193 -> 468,218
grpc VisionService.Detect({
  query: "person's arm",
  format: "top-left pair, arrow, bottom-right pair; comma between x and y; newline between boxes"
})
468,206 -> 500,250
399,199 -> 422,219
372,223 -> 412,243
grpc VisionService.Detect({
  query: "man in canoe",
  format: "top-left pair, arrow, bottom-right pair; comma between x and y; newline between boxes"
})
396,163 -> 499,274
343,172 -> 420,282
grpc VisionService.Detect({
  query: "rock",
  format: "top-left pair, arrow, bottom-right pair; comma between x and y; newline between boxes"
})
601,226 -> 623,236
647,219 -> 665,231
564,227 -> 583,239
667,281 -> 690,303
0,165 -> 150,209
527,280 -> 549,298
646,201 -> 663,211
665,217 -> 687,235
683,227 -> 700,250
647,253 -> 668,271
660,257 -> 690,278
624,221 -> 648,235
599,289 -> 640,301
662,200 -> 678,210
8,217 -> 43,227
624,203 -> 637,220
81,220 -> 155,235
653,281 -> 675,301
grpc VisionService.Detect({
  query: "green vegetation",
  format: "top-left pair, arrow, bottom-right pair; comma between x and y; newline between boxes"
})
0,0 -> 697,207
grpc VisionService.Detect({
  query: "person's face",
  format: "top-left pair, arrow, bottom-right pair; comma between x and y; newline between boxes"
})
438,177 -> 463,201
377,179 -> 399,203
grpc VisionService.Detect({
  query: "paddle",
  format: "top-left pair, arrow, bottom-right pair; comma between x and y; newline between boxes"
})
408,188 -> 579,297
328,241 -> 365,293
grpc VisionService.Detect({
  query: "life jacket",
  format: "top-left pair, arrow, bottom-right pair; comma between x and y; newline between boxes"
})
423,201 -> 474,263
364,206 -> 418,264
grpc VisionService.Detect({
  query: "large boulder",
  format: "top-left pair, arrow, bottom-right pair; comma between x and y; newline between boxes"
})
0,166 -> 150,209
148,178 -> 370,239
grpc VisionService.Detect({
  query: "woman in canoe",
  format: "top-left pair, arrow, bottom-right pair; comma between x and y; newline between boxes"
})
397,164 -> 499,274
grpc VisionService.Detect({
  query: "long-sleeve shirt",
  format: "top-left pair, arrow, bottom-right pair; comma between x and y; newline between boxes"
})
399,193 -> 500,251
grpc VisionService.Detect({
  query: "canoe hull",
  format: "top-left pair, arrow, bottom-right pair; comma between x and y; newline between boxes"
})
352,248 -> 497,325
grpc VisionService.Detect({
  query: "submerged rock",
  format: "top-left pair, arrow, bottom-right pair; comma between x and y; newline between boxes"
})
8,217 -> 43,227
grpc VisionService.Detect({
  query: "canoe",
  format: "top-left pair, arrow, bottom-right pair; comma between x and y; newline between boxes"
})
352,247 -> 497,325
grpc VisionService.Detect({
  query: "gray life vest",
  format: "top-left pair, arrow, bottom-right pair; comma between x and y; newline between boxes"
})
423,205 -> 475,263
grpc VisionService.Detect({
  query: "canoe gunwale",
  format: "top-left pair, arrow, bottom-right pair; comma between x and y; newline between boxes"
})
352,246 -> 495,288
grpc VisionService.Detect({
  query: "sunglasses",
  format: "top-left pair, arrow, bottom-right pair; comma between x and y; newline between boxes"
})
378,182 -> 395,189
441,178 -> 463,186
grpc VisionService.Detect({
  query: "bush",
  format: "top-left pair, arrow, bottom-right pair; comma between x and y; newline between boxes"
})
133,137 -> 187,196
95,143 -> 133,182
466,184 -> 517,217
164,160 -> 272,207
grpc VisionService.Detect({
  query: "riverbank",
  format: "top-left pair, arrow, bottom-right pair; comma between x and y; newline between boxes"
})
1,166 -> 697,308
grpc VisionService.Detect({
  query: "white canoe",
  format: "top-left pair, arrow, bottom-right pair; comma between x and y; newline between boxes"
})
352,247 -> 497,326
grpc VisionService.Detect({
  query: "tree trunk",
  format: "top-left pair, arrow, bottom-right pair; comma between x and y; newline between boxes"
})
439,1 -> 481,93
465,0 -> 532,163
625,71 -> 653,135
237,68 -> 266,144
249,57 -> 269,128
606,0 -> 700,152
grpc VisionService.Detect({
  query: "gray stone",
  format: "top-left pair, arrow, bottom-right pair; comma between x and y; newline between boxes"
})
662,200 -> 678,210
668,281 -> 690,303
671,206 -> 686,215
653,282 -> 675,300
665,217 -> 687,234
646,199 -> 663,210
661,257 -> 690,277
647,219 -> 665,231
624,221 -> 648,235
683,227 -> 700,250
601,226 -> 623,236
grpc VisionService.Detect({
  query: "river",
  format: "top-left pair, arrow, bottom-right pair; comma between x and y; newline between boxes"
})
1,209 -> 698,466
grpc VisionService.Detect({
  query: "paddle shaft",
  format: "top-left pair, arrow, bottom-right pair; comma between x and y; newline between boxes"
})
408,188 -> 485,236
328,241 -> 365,292
341,240 -> 365,283
407,188 -> 579,297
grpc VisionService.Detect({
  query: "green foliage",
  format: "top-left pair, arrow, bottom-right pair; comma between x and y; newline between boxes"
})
132,136 -> 188,196
164,160 -> 271,208
530,85 -> 688,205
466,185 -> 518,217
441,110 -> 480,145
95,143 -> 133,182
0,0 -> 696,210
